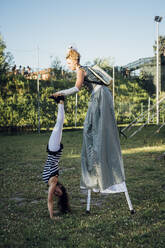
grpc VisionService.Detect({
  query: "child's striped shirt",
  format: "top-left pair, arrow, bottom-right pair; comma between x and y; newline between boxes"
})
42,145 -> 63,184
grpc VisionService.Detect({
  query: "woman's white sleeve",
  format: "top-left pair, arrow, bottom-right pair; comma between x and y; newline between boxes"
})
58,86 -> 79,96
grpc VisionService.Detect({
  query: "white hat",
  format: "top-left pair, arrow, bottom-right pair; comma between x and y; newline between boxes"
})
88,65 -> 113,86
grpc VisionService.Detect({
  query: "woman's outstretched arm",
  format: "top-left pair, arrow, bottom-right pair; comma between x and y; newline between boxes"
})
52,68 -> 85,97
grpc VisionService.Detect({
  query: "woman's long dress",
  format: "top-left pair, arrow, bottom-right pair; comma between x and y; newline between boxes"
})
80,66 -> 126,193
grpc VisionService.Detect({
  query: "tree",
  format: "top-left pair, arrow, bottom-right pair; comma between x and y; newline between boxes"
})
0,34 -> 14,89
93,56 -> 115,68
0,34 -> 6,67
0,34 -> 14,72
153,35 -> 165,56
51,56 -> 63,80
0,33 -> 15,102
93,56 -> 114,76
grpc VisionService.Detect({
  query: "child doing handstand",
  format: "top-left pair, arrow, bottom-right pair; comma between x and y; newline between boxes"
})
42,96 -> 70,219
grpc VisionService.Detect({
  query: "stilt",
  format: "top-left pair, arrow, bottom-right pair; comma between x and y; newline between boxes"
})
85,187 -> 135,215
125,191 -> 135,214
86,189 -> 91,214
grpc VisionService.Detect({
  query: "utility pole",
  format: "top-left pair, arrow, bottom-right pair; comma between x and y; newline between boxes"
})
154,16 -> 163,125
75,93 -> 78,127
113,65 -> 115,107
37,46 -> 40,133
50,55 -> 53,86
148,97 -> 150,124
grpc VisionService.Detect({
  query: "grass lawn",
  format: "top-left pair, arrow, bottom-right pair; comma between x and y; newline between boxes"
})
0,126 -> 165,248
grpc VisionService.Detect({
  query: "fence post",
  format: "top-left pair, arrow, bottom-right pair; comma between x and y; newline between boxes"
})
75,93 -> 78,127
141,103 -> 143,122
148,97 -> 150,124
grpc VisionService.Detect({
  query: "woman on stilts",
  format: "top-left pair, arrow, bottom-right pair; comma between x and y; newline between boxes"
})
51,46 -> 134,213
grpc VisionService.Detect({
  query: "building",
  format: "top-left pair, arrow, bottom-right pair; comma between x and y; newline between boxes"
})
30,68 -> 52,80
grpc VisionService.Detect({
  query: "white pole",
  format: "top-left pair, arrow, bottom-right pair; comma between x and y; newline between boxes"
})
86,189 -> 91,212
156,22 -> 159,125
37,46 -> 40,133
113,66 -> 115,107
50,55 -> 53,85
125,191 -> 133,211
75,93 -> 78,127
148,97 -> 150,124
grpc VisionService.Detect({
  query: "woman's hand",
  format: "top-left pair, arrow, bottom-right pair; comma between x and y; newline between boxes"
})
52,92 -> 62,97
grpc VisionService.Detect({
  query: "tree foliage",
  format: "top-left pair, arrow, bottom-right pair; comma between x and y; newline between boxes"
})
153,35 -> 165,56
51,56 -> 63,80
0,34 -> 14,74
1,71 -> 161,130
1,34 -> 163,131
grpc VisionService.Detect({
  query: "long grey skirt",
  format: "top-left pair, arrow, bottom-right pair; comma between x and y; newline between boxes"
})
81,85 -> 125,191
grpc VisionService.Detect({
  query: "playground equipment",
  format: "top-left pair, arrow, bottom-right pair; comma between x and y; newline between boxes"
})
122,57 -> 155,71
121,95 -> 165,138
155,122 -> 165,134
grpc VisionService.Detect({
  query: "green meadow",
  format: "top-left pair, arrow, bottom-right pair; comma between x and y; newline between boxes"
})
0,126 -> 165,248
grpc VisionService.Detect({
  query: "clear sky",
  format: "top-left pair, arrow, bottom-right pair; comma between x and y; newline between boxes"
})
1,0 -> 165,70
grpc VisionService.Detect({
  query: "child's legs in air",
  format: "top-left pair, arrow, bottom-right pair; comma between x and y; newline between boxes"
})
48,103 -> 64,152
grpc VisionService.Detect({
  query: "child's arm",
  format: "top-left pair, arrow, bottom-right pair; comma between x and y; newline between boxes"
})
48,177 -> 58,219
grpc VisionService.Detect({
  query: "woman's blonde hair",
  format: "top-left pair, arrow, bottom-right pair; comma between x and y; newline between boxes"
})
66,47 -> 80,63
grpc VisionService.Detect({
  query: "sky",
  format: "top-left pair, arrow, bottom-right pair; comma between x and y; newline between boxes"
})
1,0 -> 165,71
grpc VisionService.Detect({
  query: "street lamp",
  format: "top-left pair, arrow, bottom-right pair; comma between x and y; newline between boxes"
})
154,16 -> 163,125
